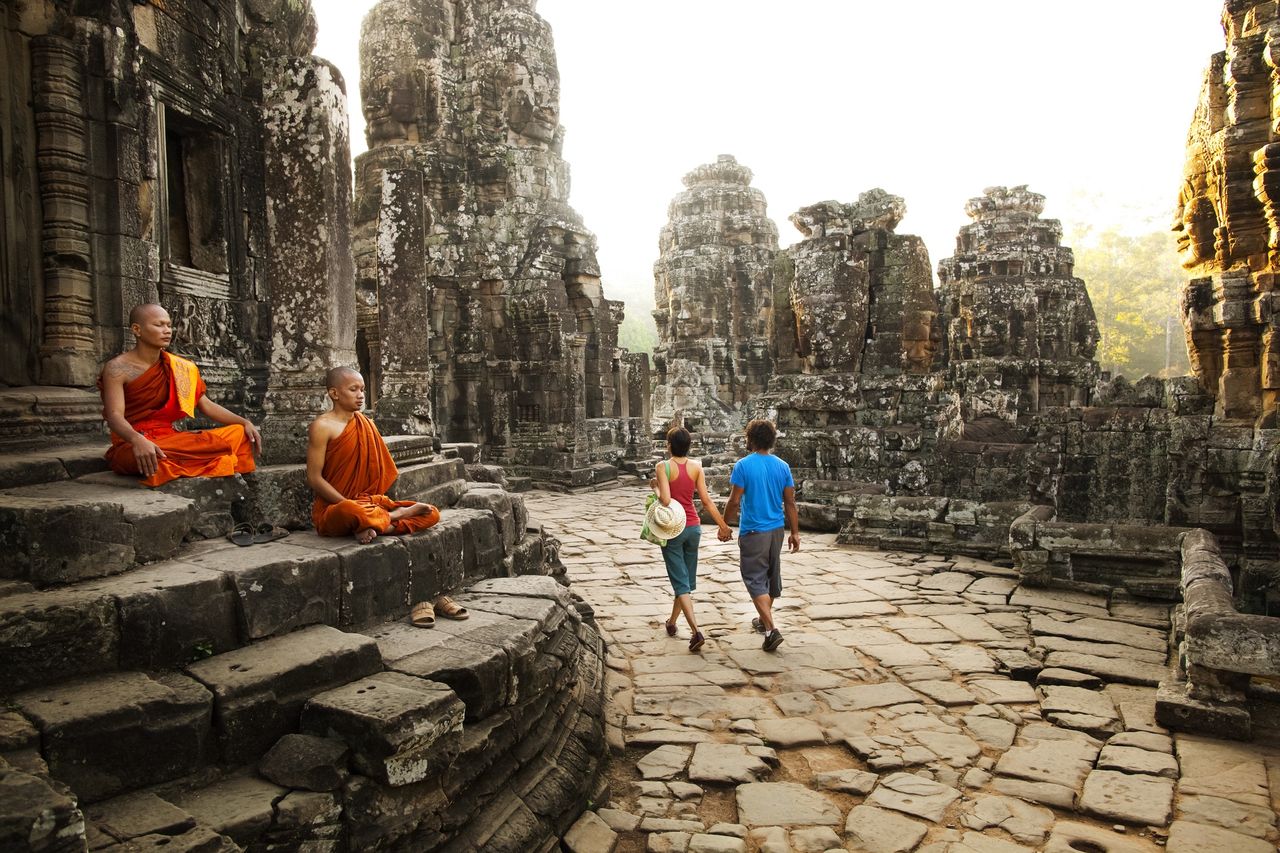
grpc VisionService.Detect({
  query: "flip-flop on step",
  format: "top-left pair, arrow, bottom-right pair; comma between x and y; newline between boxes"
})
252,522 -> 289,544
409,600 -> 435,628
434,595 -> 469,620
226,522 -> 255,547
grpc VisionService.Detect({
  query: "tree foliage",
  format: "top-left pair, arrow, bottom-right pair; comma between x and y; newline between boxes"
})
617,305 -> 658,355
1069,226 -> 1190,378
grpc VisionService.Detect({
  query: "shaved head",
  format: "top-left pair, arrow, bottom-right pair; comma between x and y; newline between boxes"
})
326,366 -> 363,389
129,303 -> 168,326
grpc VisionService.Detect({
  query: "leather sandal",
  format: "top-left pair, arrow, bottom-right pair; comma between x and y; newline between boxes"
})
252,522 -> 289,544
434,595 -> 469,620
409,600 -> 435,628
226,522 -> 255,547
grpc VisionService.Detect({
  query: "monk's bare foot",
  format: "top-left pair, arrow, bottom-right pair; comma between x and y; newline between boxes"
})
389,502 -> 435,521
355,527 -> 378,544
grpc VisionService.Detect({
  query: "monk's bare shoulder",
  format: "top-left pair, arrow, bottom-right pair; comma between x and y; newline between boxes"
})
101,353 -> 147,385
308,411 -> 346,443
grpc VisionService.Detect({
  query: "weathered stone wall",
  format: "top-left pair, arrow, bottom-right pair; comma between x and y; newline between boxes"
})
652,155 -> 778,432
0,0 -> 357,462
747,190 -> 945,494
353,0 -> 648,486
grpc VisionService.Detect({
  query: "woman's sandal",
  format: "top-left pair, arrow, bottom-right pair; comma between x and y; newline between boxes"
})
434,595 -> 469,620
226,522 -> 255,547
409,600 -> 435,628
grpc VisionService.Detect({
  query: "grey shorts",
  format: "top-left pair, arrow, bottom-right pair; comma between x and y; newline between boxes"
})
739,528 -> 784,598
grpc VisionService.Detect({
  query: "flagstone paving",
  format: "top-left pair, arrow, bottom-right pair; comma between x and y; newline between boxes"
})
539,485 -> 1280,853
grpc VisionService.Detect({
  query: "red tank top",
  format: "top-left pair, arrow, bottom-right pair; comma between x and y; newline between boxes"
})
667,460 -> 699,528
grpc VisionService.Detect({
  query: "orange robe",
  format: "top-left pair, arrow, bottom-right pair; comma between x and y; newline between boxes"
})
312,412 -> 440,537
102,351 -> 255,487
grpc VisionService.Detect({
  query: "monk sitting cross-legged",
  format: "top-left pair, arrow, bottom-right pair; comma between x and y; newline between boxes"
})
99,303 -> 261,487
307,367 -> 440,544
308,368 -> 460,628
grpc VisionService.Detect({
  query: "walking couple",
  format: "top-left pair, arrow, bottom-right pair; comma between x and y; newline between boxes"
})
652,419 -> 800,654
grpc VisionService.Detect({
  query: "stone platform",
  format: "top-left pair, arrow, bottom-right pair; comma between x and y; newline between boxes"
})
534,486 -> 1280,853
0,444 -> 607,852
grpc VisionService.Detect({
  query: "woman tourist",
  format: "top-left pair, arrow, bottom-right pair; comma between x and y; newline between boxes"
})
653,426 -> 733,651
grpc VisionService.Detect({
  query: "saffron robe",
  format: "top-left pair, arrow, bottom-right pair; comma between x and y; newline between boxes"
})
312,412 -> 440,537
102,351 -> 255,487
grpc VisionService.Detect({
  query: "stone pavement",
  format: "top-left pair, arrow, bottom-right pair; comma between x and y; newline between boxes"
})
530,485 -> 1280,853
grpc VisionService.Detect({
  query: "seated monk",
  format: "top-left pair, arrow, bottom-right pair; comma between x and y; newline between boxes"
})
307,368 -> 458,627
307,367 -> 440,544
100,303 -> 261,487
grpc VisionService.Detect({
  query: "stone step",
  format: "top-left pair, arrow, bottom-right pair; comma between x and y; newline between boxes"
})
0,480 -> 196,587
12,670 -> 214,804
0,441 -> 108,490
184,625 -> 383,766
25,575 -> 605,852
0,506 -> 513,692
7,624 -> 382,809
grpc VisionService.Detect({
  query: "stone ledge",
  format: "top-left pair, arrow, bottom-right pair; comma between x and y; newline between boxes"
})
0,481 -> 195,586
185,625 -> 383,765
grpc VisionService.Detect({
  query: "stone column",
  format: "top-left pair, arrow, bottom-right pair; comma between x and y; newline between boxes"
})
258,57 -> 357,463
371,168 -> 433,435
32,35 -> 97,386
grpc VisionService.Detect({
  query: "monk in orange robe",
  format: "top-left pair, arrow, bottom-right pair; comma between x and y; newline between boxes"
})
307,367 -> 440,544
99,304 -> 261,487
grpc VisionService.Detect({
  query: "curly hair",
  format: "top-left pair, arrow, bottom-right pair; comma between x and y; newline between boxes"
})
666,426 -> 692,457
745,418 -> 777,451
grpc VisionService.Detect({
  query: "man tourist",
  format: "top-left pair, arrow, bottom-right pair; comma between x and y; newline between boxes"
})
306,367 -> 462,627
100,303 -> 260,487
722,418 -> 800,652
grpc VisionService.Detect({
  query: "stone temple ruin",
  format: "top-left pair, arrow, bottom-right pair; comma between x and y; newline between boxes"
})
352,0 -> 649,488
0,0 -> 1279,850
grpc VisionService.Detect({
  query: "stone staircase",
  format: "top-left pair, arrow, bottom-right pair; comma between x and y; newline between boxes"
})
0,441 -> 608,852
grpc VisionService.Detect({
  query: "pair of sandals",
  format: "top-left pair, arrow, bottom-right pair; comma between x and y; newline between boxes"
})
226,522 -> 290,547
409,595 -> 469,628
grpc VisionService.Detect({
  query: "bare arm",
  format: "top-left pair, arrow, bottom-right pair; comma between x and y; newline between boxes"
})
693,465 -> 732,540
655,461 -> 672,506
783,485 -> 800,552
723,484 -> 744,527
100,362 -> 166,478
197,395 -> 263,455
305,420 -> 347,506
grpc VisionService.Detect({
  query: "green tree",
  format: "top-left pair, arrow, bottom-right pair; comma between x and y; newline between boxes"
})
617,305 -> 658,355
1069,227 -> 1190,378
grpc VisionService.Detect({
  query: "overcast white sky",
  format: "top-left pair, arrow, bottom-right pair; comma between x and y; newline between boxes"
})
315,1 -> 1226,311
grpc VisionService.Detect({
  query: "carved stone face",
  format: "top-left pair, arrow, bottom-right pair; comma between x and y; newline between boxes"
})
503,59 -> 559,145
902,314 -> 938,374
1173,175 -> 1218,269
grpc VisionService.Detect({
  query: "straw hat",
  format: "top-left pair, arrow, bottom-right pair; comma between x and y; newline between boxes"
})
646,499 -> 687,541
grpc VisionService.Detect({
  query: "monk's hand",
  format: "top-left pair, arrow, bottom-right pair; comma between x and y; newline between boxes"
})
243,421 -> 264,456
131,437 -> 165,478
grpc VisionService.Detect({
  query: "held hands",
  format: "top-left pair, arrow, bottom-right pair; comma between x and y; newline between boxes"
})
717,523 -> 733,542
131,436 -> 166,478
788,531 -> 801,553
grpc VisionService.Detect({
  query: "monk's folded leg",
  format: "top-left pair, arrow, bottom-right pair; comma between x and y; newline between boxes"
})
314,498 -> 392,538
206,424 -> 256,475
388,501 -> 440,535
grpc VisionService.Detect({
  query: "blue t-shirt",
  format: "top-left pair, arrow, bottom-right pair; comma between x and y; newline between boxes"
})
730,452 -> 794,533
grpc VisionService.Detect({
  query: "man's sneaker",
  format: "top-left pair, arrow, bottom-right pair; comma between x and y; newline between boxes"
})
762,629 -> 784,652
751,617 -> 765,633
